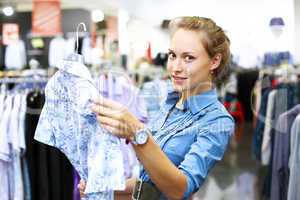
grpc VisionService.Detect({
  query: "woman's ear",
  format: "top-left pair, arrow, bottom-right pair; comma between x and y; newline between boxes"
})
210,53 -> 222,71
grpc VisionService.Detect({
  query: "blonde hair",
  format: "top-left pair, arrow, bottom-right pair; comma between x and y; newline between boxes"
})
169,16 -> 231,84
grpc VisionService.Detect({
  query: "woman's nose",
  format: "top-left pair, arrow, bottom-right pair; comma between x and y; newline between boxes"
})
172,58 -> 184,72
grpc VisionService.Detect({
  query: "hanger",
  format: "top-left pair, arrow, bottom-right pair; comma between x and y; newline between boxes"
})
64,22 -> 86,63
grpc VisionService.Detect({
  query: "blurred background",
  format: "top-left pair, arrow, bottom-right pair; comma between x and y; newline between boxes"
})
0,0 -> 300,200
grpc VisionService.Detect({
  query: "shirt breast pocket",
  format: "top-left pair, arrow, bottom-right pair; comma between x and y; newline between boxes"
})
164,127 -> 197,164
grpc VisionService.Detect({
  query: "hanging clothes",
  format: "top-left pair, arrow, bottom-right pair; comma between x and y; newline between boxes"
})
271,105 -> 300,200
263,51 -> 292,67
4,40 -> 26,70
0,75 -> 76,200
48,36 -> 66,68
261,90 -> 277,166
25,90 -> 74,200
287,113 -> 300,200
82,37 -> 93,65
34,59 -> 125,200
65,37 -> 76,56
94,73 -> 147,179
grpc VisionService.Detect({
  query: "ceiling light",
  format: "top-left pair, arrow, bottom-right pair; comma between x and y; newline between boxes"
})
92,10 -> 104,22
3,6 -> 14,16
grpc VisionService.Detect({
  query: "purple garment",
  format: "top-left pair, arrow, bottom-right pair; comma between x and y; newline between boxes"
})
73,169 -> 81,200
95,75 -> 145,178
271,104 -> 300,200
95,74 -> 147,122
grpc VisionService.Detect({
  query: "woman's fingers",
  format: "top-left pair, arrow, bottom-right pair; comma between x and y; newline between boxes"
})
97,115 -> 125,129
93,97 -> 122,109
78,180 -> 86,198
91,104 -> 126,121
102,124 -> 122,136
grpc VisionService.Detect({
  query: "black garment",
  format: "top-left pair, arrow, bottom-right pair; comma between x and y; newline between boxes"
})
0,42 -> 4,69
252,87 -> 272,161
153,52 -> 168,67
24,90 -> 74,200
236,69 -> 259,121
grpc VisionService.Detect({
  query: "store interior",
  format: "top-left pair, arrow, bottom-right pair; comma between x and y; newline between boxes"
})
1,0 -> 300,200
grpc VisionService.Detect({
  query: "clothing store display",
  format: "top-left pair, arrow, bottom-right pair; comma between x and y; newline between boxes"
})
252,73 -> 300,199
4,40 -> 26,69
48,36 -> 66,68
263,51 -> 292,67
140,87 -> 234,199
271,105 -> 300,200
34,59 -> 125,199
25,90 -> 74,200
252,87 -> 272,160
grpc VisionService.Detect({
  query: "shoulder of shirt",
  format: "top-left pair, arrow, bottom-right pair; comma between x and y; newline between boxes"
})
194,101 -> 235,132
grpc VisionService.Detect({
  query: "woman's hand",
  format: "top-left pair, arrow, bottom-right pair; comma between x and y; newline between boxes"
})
78,180 -> 86,198
91,97 -> 144,141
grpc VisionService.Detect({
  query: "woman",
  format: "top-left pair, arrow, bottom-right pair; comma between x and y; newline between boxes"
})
79,16 -> 234,200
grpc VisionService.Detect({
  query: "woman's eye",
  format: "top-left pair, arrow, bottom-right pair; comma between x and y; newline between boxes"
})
168,52 -> 176,60
184,55 -> 195,62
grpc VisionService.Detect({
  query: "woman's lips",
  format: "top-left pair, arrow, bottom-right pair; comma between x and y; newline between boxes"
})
172,75 -> 188,84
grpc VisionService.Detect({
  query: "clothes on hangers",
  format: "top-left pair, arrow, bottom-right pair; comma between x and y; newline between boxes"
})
252,77 -> 300,199
261,90 -> 277,166
25,90 -> 74,200
48,37 -> 66,68
65,37 -> 76,56
0,92 -> 30,200
263,51 -> 292,67
4,40 -> 26,70
94,73 -> 147,179
34,59 -> 125,200
271,105 -> 300,200
0,76 -> 76,200
287,113 -> 300,200
82,37 -> 93,65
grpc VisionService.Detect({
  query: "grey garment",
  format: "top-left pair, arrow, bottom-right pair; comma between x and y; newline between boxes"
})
288,114 -> 300,200
271,105 -> 300,200
22,158 -> 31,200
261,90 -> 277,165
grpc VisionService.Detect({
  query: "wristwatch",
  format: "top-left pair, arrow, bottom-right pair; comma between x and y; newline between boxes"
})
132,128 -> 150,145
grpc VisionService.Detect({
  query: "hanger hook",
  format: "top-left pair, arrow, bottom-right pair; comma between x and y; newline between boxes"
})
76,22 -> 87,53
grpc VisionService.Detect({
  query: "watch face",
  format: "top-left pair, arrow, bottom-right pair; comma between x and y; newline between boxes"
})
136,130 -> 148,145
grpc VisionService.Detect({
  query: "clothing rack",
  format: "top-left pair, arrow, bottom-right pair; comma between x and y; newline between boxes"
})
0,77 -> 49,84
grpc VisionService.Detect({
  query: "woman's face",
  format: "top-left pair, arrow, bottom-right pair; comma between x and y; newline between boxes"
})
167,28 -> 214,94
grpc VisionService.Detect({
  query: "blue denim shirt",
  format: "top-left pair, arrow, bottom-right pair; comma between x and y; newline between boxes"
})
140,86 -> 235,199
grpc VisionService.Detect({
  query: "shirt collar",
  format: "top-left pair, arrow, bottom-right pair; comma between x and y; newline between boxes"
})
165,85 -> 218,114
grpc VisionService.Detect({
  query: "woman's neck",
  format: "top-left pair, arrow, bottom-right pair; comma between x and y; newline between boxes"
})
177,84 -> 213,106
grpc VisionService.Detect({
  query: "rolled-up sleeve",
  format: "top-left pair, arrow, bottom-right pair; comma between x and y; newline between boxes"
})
178,116 -> 234,199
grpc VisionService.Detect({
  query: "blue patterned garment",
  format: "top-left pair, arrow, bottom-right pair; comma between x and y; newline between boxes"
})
34,59 -> 125,200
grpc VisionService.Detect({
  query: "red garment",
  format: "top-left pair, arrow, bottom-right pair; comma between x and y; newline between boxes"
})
224,100 -> 245,123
